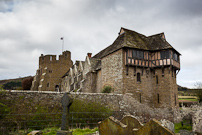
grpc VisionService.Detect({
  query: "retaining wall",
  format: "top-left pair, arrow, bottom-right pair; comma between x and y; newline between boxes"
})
0,90 -> 176,123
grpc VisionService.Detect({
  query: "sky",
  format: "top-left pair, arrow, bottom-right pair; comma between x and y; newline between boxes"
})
0,0 -> 202,88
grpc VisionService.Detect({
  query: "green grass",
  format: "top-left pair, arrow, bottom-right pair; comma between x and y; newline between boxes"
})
72,128 -> 98,135
14,127 -> 98,135
175,120 -> 192,133
178,98 -> 198,102
42,127 -> 59,135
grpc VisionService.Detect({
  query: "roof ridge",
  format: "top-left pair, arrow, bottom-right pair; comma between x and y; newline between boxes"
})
121,27 -> 147,38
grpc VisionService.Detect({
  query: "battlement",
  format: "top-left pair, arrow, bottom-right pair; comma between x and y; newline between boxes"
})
39,51 -> 71,65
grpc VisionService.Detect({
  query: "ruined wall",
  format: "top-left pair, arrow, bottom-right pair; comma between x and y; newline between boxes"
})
101,49 -> 124,93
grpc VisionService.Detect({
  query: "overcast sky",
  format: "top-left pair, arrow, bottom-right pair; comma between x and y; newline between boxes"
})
0,0 -> 202,88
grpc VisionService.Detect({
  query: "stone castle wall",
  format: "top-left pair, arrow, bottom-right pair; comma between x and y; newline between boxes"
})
31,51 -> 73,91
122,61 -> 178,108
1,90 -> 177,123
101,49 -> 124,94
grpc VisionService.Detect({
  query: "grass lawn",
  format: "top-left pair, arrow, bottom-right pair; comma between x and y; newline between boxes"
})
175,120 -> 192,133
32,127 -> 98,135
178,98 -> 198,102
12,127 -> 98,135
72,128 -> 98,135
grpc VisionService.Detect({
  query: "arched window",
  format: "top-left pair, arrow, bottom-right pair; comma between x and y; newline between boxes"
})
137,73 -> 141,82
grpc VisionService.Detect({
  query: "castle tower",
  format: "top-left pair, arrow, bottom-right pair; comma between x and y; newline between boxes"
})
31,51 -> 73,91
93,27 -> 180,108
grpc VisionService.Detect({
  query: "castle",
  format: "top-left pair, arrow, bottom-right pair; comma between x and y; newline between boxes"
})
31,51 -> 73,91
31,27 -> 181,108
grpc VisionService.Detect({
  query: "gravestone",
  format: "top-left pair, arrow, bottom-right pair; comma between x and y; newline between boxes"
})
57,93 -> 73,135
179,130 -> 194,135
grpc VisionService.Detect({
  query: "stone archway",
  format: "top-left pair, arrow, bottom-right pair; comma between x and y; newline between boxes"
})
55,85 -> 59,92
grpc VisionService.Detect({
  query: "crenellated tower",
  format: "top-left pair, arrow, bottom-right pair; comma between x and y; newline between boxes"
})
31,51 -> 73,91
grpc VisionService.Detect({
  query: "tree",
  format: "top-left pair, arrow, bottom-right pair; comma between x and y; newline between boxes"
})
22,77 -> 33,90
194,82 -> 202,103
2,81 -> 22,90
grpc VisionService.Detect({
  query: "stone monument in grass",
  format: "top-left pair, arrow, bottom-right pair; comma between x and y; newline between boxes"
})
57,93 -> 73,135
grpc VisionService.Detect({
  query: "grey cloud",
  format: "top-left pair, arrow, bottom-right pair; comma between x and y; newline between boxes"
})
0,0 -> 202,88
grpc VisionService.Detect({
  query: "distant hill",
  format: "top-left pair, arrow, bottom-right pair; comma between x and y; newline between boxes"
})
178,85 -> 189,91
0,76 -> 33,85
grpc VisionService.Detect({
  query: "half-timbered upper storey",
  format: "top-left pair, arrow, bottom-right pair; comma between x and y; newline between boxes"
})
93,27 -> 180,70
126,49 -> 180,69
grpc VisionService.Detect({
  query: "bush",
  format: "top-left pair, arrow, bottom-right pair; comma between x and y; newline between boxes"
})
101,86 -> 112,93
2,81 -> 22,90
22,77 -> 33,90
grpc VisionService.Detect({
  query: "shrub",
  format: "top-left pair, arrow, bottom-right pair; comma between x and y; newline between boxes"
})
101,86 -> 112,93
22,77 -> 33,90
2,81 -> 22,90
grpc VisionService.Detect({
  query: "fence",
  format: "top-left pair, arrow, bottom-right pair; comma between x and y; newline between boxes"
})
0,111 -> 122,134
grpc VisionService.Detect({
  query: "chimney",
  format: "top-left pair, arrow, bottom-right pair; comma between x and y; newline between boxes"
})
87,53 -> 92,58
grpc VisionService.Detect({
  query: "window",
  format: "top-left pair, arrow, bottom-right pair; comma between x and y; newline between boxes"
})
50,56 -> 52,61
137,73 -> 141,82
157,94 -> 160,103
160,51 -> 170,59
69,78 -> 71,85
175,94 -> 177,105
173,51 -> 179,61
156,75 -> 158,84
47,83 -> 50,87
49,70 -> 52,73
126,66 -> 128,75
132,50 -> 144,59
134,67 -> 136,76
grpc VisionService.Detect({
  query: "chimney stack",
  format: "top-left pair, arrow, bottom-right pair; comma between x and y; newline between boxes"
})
87,53 -> 92,58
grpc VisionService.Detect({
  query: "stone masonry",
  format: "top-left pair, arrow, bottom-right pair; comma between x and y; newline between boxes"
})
31,51 -> 73,91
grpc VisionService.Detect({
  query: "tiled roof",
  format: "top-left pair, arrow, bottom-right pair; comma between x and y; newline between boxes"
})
93,27 -> 179,59
89,58 -> 101,71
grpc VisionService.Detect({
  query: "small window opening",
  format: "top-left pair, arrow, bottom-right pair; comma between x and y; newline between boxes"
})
134,67 -> 136,76
157,94 -> 160,103
50,56 -> 52,61
49,70 -> 52,73
126,66 -> 128,75
156,75 -> 158,84
175,94 -> 177,105
137,73 -> 141,82
47,83 -> 50,87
